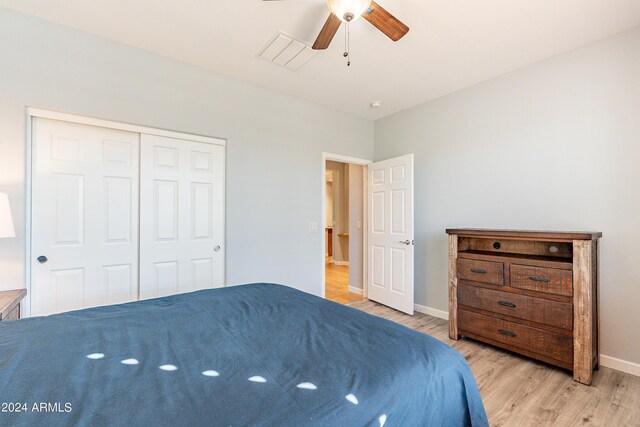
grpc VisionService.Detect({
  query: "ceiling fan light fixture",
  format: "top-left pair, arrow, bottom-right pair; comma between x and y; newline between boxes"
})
327,0 -> 372,22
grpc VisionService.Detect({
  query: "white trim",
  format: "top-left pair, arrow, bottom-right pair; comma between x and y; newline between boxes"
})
323,152 -> 372,165
23,110 -> 33,317
27,107 -> 226,146
361,165 -> 368,299
348,286 -> 363,295
600,355 -> 640,377
321,152 -> 372,300
414,304 -> 449,320
333,260 -> 349,266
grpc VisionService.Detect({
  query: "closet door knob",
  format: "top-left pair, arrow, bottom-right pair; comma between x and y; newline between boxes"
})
37,255 -> 48,264
214,245 -> 221,253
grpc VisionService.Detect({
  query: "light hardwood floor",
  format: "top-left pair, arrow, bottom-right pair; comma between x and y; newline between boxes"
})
350,299 -> 640,427
325,257 -> 365,305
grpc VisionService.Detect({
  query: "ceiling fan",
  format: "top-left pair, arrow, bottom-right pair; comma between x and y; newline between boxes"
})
263,0 -> 409,51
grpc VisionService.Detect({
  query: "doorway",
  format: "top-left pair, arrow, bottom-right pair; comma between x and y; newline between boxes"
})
322,153 -> 370,305
322,152 -> 415,314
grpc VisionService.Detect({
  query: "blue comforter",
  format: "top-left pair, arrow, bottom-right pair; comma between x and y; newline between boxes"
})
0,283 -> 488,426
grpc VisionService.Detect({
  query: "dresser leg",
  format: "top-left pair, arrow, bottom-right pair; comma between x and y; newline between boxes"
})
573,239 -> 595,386
448,235 -> 459,342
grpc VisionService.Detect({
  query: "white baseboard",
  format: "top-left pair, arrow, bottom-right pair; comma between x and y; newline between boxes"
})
348,286 -> 363,295
414,304 -> 449,320
600,355 -> 640,377
333,261 -> 349,266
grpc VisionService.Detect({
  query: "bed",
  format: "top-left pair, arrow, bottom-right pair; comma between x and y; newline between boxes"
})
0,283 -> 488,426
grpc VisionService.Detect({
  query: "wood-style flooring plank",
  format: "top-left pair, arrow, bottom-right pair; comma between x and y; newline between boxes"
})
325,258 -> 365,305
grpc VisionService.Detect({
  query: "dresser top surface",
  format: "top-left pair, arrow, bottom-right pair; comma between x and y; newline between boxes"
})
446,228 -> 602,241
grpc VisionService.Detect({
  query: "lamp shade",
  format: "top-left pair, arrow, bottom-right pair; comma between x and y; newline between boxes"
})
0,193 -> 16,238
327,0 -> 372,22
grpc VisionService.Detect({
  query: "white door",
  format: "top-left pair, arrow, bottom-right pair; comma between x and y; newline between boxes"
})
31,118 -> 140,316
139,134 -> 225,299
367,154 -> 414,314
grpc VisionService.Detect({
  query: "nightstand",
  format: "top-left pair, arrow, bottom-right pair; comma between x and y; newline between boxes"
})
0,289 -> 27,321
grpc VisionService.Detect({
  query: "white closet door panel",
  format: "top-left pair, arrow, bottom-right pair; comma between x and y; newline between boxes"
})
51,173 -> 85,245
104,264 -> 135,305
155,261 -> 179,297
139,134 -> 225,300
51,268 -> 84,314
154,180 -> 179,241
104,177 -> 133,243
31,118 -> 140,316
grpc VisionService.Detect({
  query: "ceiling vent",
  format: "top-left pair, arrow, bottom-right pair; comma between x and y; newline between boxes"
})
258,32 -> 316,71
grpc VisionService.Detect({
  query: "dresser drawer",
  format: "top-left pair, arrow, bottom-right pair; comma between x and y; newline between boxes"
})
510,264 -> 573,296
458,284 -> 573,330
458,309 -> 573,364
457,258 -> 504,286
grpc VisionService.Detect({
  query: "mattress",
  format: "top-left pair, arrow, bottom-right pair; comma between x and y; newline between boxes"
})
0,283 -> 488,426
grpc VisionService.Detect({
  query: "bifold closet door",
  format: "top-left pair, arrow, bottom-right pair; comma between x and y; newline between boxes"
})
139,134 -> 225,299
31,118 -> 140,316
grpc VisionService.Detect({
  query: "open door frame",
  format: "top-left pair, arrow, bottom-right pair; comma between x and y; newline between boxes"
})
321,153 -> 372,300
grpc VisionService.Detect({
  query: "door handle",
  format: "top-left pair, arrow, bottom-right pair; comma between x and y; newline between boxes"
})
399,240 -> 413,245
213,245 -> 221,253
498,300 -> 516,308
37,255 -> 48,264
529,276 -> 550,283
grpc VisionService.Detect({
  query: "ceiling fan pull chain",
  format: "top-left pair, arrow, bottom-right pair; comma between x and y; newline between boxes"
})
343,22 -> 351,67
347,21 -> 351,66
343,23 -> 348,61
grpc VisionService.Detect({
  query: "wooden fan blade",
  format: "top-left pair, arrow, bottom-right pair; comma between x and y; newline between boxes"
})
363,1 -> 409,42
312,14 -> 342,50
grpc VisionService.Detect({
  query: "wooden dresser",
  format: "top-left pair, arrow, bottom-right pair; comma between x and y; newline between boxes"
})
0,289 -> 27,321
447,229 -> 601,385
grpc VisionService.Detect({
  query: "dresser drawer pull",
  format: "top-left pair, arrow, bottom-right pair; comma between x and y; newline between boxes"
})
498,300 -> 516,308
498,329 -> 517,337
470,268 -> 487,274
529,276 -> 551,283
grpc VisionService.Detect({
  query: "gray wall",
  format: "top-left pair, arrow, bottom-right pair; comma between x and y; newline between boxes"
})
375,27 -> 640,365
0,8 -> 373,297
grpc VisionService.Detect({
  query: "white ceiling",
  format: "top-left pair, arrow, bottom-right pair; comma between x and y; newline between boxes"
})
2,0 -> 640,120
